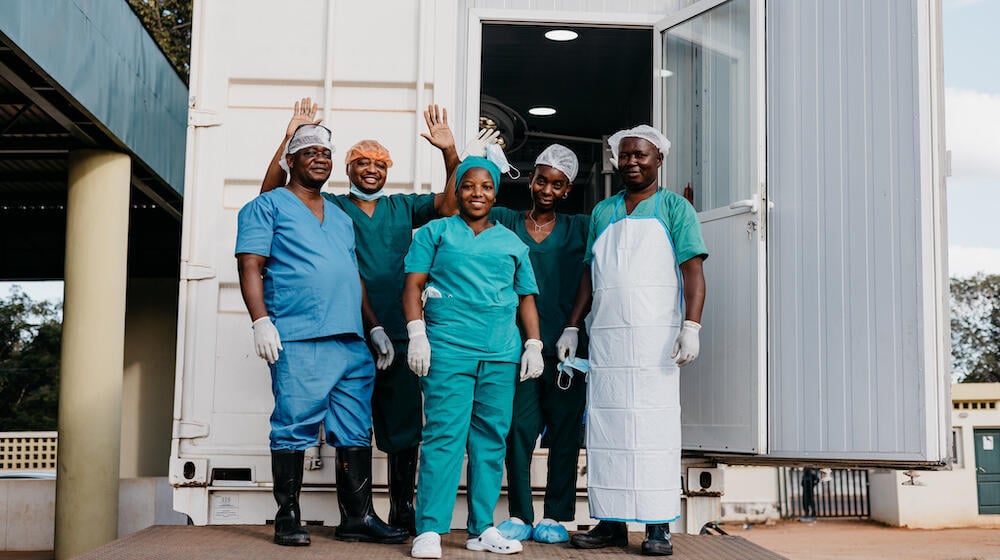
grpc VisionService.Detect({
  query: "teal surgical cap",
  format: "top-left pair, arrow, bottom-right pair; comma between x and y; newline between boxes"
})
455,156 -> 501,193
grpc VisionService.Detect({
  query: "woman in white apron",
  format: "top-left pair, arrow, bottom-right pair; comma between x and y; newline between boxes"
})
557,125 -> 707,556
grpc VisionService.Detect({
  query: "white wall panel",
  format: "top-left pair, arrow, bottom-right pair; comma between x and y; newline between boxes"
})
174,0 -> 462,501
221,0 -> 329,82
332,1 -> 420,83
766,0 -> 946,462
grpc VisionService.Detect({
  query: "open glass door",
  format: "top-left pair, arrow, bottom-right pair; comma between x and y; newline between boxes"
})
654,0 -> 766,453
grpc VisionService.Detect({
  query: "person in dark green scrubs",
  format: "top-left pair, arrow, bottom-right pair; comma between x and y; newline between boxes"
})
490,144 -> 589,544
260,98 -> 461,535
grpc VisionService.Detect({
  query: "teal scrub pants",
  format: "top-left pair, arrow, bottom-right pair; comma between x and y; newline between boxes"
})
504,356 -> 586,523
370,340 -> 423,453
415,357 -> 517,536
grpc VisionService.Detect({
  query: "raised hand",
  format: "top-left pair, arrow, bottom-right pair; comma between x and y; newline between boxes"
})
286,97 -> 322,138
420,104 -> 454,152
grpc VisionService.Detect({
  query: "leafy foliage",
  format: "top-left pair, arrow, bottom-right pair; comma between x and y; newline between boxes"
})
127,0 -> 193,83
951,274 -> 1000,383
0,288 -> 62,431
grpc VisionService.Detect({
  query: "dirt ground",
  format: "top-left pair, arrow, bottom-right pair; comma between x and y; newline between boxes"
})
724,518 -> 1000,560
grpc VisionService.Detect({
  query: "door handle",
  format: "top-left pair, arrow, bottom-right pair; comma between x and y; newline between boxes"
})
979,466 -> 987,473
729,199 -> 759,213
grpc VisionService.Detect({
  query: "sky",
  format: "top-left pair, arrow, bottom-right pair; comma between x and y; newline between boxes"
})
941,0 -> 1000,276
1,0 -> 997,303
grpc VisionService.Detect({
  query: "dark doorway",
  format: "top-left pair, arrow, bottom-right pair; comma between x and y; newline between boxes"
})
480,24 -> 652,214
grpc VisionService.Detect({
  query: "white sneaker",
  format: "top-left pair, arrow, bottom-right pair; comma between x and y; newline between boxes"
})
466,527 -> 523,554
411,531 -> 442,559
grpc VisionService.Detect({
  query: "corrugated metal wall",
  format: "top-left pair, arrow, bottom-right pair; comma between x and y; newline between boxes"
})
766,0 -> 934,460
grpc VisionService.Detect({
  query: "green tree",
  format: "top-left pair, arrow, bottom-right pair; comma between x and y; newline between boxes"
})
951,274 -> 1000,383
0,288 -> 62,431
127,0 -> 193,83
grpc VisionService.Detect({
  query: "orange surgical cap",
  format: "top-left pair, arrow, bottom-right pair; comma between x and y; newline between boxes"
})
345,140 -> 393,168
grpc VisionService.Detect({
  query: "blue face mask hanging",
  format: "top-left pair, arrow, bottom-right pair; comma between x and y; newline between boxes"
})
349,184 -> 387,201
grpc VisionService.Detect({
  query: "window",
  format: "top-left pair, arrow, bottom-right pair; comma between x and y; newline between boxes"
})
663,0 -> 753,212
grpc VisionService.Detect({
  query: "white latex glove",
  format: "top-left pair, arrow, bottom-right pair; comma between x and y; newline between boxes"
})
519,339 -> 544,381
252,316 -> 283,364
406,319 -> 431,377
459,128 -> 501,159
369,326 -> 395,370
672,320 -> 701,366
556,327 -> 579,362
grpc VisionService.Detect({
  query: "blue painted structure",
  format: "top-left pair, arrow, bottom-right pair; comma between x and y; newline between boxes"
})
0,0 -> 188,195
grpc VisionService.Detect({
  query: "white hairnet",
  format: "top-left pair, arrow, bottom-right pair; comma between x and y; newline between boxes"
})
534,143 -> 579,182
607,125 -> 671,163
279,124 -> 335,173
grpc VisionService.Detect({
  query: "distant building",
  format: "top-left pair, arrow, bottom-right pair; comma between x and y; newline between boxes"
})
870,383 -> 1000,528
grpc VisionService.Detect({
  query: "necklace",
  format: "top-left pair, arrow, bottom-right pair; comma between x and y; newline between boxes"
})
528,210 -> 556,232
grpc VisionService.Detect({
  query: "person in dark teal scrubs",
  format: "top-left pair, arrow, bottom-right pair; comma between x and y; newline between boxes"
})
260,99 -> 461,535
489,144 -> 589,544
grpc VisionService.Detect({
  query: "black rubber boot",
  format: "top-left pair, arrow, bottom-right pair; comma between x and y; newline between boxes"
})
641,523 -> 673,556
387,446 -> 418,536
334,446 -> 408,544
569,520 -> 628,549
271,449 -> 310,546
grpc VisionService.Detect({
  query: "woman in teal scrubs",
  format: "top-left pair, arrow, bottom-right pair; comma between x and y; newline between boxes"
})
402,157 -> 544,558
489,144 -> 590,544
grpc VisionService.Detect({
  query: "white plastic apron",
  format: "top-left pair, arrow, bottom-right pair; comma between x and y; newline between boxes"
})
586,193 -> 683,523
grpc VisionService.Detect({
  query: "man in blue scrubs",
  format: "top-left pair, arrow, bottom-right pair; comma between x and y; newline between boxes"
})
236,124 -> 405,547
259,100 -> 466,535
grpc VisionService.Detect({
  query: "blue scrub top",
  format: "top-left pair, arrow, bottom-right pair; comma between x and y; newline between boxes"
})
236,188 -> 363,342
404,215 -> 539,363
585,188 -> 709,265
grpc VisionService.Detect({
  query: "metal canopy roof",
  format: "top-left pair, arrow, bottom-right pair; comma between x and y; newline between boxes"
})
0,1 -> 187,280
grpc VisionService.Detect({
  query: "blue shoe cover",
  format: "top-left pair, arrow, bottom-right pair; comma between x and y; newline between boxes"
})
496,518 -> 533,541
532,521 -> 569,544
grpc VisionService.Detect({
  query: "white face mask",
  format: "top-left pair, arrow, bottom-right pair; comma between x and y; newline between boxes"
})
486,143 -> 521,180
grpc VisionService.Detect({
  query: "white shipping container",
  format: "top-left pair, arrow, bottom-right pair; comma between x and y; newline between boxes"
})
171,0 -> 950,527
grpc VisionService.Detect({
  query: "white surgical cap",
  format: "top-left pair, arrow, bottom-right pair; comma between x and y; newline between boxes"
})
279,124 -> 335,173
608,125 -> 671,163
534,144 -> 579,182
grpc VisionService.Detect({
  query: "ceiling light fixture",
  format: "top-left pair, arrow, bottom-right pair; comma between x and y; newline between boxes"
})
544,29 -> 578,42
528,106 -> 557,116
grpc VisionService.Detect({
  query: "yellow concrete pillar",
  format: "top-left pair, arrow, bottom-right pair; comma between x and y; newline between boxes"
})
55,150 -> 131,560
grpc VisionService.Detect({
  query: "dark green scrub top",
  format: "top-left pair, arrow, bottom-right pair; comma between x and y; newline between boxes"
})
323,192 -> 437,341
490,207 -> 589,357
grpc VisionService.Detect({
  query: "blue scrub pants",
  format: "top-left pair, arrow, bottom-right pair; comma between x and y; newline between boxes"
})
415,357 -> 516,536
268,334 -> 374,450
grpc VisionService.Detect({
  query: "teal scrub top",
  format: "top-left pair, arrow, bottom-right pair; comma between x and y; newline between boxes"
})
404,215 -> 539,363
235,188 -> 363,341
585,188 -> 709,265
323,192 -> 437,341
490,207 -> 589,357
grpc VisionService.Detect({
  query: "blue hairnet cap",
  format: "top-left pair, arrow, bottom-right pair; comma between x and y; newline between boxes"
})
455,156 -> 501,193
